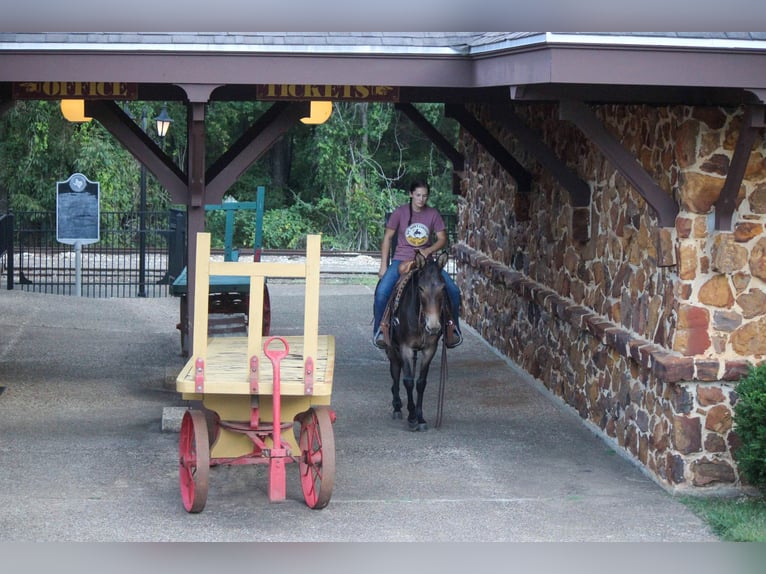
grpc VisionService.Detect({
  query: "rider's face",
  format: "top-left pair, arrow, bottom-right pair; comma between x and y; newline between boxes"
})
410,187 -> 429,210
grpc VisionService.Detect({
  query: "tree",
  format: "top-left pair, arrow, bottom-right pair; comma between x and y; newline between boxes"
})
1,99 -> 458,251
288,102 -> 458,250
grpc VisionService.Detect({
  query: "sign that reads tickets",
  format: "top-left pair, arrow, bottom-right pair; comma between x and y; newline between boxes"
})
256,84 -> 399,102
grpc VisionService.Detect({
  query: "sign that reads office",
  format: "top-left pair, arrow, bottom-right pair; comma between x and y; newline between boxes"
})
13,82 -> 138,100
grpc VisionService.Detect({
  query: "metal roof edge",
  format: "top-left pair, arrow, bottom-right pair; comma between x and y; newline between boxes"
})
466,32 -> 766,55
0,41 -> 470,56
543,32 -> 766,51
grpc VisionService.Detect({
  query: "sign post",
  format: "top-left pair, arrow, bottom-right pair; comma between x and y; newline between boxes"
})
56,173 -> 100,296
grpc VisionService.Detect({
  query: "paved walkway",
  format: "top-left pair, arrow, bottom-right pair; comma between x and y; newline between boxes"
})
0,282 -> 718,542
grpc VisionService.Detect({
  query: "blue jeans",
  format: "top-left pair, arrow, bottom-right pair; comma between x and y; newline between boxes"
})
373,259 -> 461,333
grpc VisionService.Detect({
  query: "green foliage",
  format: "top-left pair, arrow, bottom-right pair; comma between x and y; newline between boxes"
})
205,101 -> 281,205
733,363 -> 766,493
1,100 -> 458,251
287,101 -> 457,250
259,201 -> 318,249
681,495 -> 766,541
1,100 -> 172,214
1,101 -> 75,211
204,209 -> 263,251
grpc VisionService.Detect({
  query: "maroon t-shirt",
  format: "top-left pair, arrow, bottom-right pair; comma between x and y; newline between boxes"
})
387,204 -> 446,261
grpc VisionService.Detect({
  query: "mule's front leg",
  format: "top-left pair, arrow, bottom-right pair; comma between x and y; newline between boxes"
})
388,352 -> 403,419
413,377 -> 428,430
402,376 -> 424,431
412,345 -> 438,431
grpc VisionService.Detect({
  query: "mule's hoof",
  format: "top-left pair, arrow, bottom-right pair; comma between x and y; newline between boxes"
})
408,420 -> 428,431
392,411 -> 403,420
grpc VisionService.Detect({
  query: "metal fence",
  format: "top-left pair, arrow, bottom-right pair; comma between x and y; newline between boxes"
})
0,212 -> 14,290
10,210 -> 184,298
3,208 -> 455,297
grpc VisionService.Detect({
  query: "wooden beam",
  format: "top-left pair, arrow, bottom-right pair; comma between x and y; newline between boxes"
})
715,105 -> 764,230
188,102 -> 206,208
84,100 -> 188,204
491,103 -> 590,208
559,100 -> 678,228
185,102 -> 208,355
395,103 -> 464,171
445,103 -> 532,192
205,101 -> 310,202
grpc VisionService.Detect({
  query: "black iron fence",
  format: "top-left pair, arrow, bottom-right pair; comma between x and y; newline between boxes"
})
10,210 -> 185,298
1,212 -> 14,290
2,208 -> 455,297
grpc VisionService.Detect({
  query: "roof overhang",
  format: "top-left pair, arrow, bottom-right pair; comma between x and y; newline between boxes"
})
1,33 -> 766,105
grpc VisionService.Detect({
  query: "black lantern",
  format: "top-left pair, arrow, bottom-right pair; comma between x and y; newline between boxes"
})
154,105 -> 173,139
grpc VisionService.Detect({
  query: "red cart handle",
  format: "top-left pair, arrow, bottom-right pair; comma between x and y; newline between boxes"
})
263,336 -> 289,456
263,336 -> 289,363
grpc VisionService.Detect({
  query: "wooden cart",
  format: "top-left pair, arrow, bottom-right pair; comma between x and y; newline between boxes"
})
175,232 -> 336,512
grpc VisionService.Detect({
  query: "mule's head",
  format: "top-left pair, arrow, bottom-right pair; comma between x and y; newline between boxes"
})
414,251 -> 449,337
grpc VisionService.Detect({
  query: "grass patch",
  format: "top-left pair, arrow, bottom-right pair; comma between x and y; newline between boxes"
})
680,495 -> 766,541
321,274 -> 378,286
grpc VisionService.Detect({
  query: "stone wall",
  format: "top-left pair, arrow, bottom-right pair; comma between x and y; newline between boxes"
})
455,102 -> 766,493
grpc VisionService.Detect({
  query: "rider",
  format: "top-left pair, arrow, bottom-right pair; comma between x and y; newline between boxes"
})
372,179 -> 462,349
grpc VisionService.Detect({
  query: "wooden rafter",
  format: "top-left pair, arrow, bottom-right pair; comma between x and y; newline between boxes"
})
558,100 -> 678,228
205,101 -> 310,202
490,104 -> 590,208
485,103 -> 592,241
715,105 -> 765,230
84,100 -> 188,204
395,103 -> 464,171
395,103 -> 464,195
445,103 -> 532,192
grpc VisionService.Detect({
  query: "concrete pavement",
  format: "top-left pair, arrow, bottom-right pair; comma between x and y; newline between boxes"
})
0,280 -> 718,542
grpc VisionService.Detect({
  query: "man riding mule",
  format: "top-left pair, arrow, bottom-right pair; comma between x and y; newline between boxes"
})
372,179 -> 462,350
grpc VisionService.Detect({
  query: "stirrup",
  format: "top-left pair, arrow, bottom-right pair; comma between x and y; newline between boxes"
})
373,328 -> 387,349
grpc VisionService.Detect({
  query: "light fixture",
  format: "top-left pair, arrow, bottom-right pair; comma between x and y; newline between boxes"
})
300,101 -> 333,125
154,105 -> 173,138
60,99 -> 92,123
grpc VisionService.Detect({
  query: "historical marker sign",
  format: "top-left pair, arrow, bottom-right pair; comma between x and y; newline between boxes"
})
56,173 -> 100,245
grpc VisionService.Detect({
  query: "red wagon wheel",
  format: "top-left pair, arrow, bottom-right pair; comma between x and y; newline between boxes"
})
179,409 -> 210,513
298,406 -> 336,509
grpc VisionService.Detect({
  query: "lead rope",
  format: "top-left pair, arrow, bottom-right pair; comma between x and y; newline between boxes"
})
435,307 -> 449,428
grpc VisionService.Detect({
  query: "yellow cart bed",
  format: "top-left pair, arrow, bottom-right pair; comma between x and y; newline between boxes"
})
176,232 -> 336,512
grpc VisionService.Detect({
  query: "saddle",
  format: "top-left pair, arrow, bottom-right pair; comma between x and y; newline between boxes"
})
379,266 -> 416,348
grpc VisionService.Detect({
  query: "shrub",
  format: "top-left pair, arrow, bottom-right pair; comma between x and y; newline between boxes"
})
734,363 -> 766,493
260,204 -> 315,249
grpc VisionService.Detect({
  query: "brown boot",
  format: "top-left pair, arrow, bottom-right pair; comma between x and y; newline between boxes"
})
373,328 -> 386,349
445,320 -> 463,348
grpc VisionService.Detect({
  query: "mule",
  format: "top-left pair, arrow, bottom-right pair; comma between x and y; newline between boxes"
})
385,250 -> 449,431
